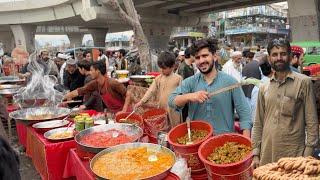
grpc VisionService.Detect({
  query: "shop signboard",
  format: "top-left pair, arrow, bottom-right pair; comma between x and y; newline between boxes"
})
171,32 -> 189,38
268,29 -> 277,34
188,32 -> 205,38
225,28 -> 250,35
277,28 -> 289,35
171,32 -> 205,38
226,26 -> 287,35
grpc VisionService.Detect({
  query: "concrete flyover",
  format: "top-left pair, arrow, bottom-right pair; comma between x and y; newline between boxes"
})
0,0 -> 318,52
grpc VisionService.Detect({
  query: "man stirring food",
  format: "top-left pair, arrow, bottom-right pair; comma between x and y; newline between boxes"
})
168,38 -> 252,137
63,61 -> 131,113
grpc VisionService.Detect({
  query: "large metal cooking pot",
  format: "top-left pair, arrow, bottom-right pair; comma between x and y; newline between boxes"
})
13,90 -> 56,108
75,123 -> 143,154
9,107 -> 70,121
90,142 -> 176,180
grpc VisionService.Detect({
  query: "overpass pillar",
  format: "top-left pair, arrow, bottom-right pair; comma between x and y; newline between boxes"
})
0,31 -> 15,53
142,23 -> 173,51
10,25 -> 36,53
67,33 -> 84,47
89,28 -> 107,47
288,0 -> 320,41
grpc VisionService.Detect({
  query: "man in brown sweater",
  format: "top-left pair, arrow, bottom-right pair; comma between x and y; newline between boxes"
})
64,61 -> 131,113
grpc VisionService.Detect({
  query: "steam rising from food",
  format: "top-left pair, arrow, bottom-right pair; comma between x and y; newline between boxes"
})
13,52 -> 64,108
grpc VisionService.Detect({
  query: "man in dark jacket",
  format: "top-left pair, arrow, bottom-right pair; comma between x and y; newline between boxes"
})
63,58 -> 85,106
63,58 -> 85,91
242,52 -> 262,98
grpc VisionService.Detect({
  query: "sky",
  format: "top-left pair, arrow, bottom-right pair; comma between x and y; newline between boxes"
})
35,31 -> 134,47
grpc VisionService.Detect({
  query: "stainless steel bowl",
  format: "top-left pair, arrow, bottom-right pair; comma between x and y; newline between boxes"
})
75,123 -> 143,154
44,127 -> 74,141
0,84 -> 21,90
90,142 -> 176,180
0,76 -> 24,84
0,88 -> 20,95
32,120 -> 69,133
9,107 -> 70,121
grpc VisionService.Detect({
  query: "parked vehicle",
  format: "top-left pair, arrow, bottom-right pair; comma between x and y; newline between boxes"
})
291,41 -> 320,66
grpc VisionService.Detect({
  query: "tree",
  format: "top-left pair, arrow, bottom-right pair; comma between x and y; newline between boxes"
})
100,0 -> 152,71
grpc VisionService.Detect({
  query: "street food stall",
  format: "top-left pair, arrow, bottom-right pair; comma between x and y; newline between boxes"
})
4,51 -> 319,180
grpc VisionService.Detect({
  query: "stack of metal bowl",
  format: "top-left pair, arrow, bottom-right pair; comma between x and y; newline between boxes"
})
0,84 -> 21,96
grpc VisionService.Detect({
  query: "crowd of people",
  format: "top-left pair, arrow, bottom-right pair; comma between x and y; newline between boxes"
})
0,36 -> 320,179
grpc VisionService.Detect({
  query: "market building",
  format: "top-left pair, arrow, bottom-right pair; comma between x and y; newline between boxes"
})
223,5 -> 289,47
169,27 -> 207,49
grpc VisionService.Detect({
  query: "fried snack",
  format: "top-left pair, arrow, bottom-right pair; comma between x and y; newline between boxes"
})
48,131 -> 73,140
253,156 -> 320,179
207,142 -> 252,164
119,118 -> 141,126
176,129 -> 208,145
26,113 -> 54,120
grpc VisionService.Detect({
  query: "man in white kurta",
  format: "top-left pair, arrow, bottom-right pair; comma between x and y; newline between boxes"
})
222,51 -> 243,82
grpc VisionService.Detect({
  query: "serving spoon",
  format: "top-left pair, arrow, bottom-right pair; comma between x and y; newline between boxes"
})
119,108 -> 136,122
148,138 -> 165,162
186,118 -> 193,145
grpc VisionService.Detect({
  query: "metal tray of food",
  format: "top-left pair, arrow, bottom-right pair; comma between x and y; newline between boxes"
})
90,142 -> 176,180
9,107 -> 70,121
44,127 -> 74,141
75,123 -> 143,154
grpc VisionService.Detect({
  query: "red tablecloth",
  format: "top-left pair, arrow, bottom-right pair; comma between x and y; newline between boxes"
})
63,148 -> 180,180
26,126 -> 76,180
16,121 -> 28,147
63,149 -> 95,180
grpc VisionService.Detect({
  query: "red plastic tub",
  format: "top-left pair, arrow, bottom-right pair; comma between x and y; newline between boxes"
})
142,108 -> 168,143
115,112 -> 144,130
191,172 -> 208,180
198,133 -> 253,180
146,72 -> 161,77
168,120 -> 213,174
164,172 -> 180,180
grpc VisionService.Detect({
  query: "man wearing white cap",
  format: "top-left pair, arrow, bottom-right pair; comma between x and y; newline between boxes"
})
25,49 -> 59,78
56,53 -> 70,84
174,50 -> 185,72
222,51 -> 243,82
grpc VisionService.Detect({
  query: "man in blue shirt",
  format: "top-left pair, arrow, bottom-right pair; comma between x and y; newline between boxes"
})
168,38 -> 252,138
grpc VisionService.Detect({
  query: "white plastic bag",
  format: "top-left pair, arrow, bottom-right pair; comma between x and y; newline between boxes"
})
170,156 -> 192,180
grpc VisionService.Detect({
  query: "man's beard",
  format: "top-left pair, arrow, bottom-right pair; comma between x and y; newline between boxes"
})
198,62 -> 214,74
271,60 -> 290,72
43,57 -> 49,61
